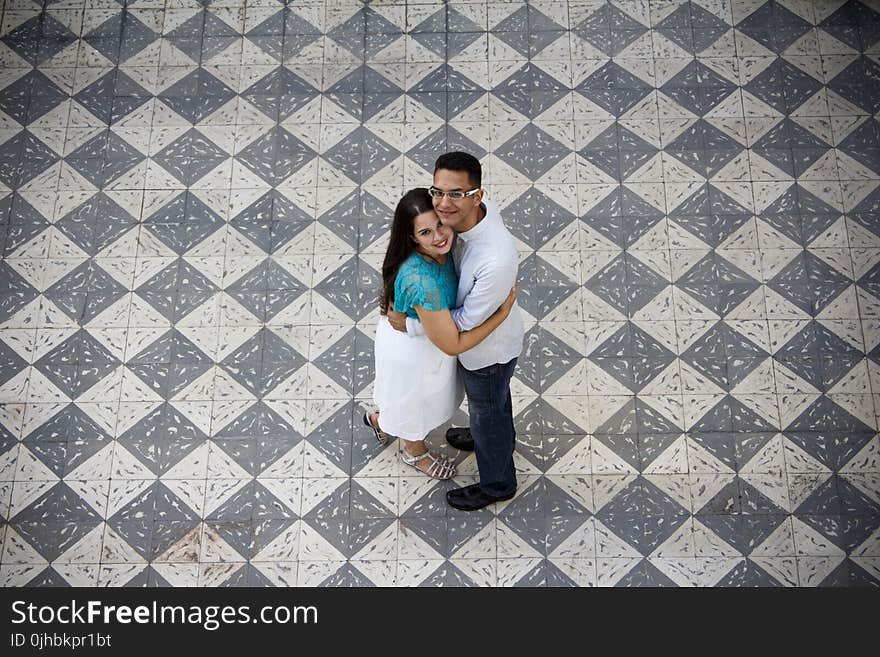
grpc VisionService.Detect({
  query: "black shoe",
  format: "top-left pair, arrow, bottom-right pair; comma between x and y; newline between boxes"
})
446,483 -> 515,511
446,426 -> 474,451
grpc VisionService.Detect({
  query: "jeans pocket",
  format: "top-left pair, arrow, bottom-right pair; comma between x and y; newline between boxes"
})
463,367 -> 496,408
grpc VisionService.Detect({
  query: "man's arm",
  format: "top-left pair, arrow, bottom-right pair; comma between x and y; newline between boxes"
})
450,260 -> 513,332
405,315 -> 425,336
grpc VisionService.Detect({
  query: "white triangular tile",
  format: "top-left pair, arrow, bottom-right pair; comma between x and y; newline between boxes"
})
396,522 -> 443,563
199,524 -> 244,563
741,472 -> 792,513
64,479 -> 109,518
352,476 -> 398,516
96,564 -> 144,587
298,521 -> 347,562
258,442 -> 306,480
841,472 -> 880,506
205,442 -> 252,480
252,521 -> 302,563
391,558 -> 441,586
53,523 -> 104,563
452,520 -> 496,559
398,475 -> 445,515
828,393 -> 877,429
548,515 -> 597,559
692,516 -> 741,557
592,518 -> 642,559
202,478 -> 248,518
53,564 -> 99,586
448,558 -> 496,586
797,555 -> 846,586
792,516 -> 846,557
544,556 -> 596,586
248,561 -> 297,587
13,448 -> 59,485
150,563 -> 200,586
841,437 -> 880,474
590,437 -> 639,475
656,556 -> 741,587
497,557 -> 543,586
544,473 -> 593,512
105,422 -> 150,472
162,479 -> 206,517
688,473 -> 736,512
100,524 -> 147,564
154,524 -> 202,564
348,559 -> 396,586
740,434 -> 786,475
302,442 -> 348,479
652,517 -> 696,558
351,521 -> 398,563
300,476 -> 346,517
644,435 -> 689,474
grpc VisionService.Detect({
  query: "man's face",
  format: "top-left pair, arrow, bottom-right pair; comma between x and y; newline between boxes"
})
431,168 -> 482,231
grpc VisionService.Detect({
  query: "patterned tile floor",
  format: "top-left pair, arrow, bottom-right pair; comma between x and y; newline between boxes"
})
0,0 -> 879,587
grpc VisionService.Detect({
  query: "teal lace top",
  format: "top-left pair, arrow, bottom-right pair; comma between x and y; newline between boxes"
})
393,252 -> 458,319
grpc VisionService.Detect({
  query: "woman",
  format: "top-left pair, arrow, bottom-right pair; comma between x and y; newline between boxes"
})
364,188 -> 516,480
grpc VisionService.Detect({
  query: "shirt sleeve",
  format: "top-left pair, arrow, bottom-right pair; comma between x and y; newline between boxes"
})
405,316 -> 425,337
396,261 -> 446,314
450,259 -> 514,331
414,274 -> 444,311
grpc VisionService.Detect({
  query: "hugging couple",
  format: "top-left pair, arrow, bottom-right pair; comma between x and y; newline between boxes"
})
364,151 -> 524,512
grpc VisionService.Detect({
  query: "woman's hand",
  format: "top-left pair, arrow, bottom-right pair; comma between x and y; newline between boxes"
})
386,303 -> 408,332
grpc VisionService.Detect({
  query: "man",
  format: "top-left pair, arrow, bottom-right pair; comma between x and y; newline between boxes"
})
388,152 -> 524,511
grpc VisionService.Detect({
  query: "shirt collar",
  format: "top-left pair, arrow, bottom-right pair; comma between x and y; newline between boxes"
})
456,197 -> 497,242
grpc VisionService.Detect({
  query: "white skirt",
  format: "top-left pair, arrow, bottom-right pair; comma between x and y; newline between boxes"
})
372,316 -> 464,441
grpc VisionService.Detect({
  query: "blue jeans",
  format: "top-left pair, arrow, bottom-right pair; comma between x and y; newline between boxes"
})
460,357 -> 518,497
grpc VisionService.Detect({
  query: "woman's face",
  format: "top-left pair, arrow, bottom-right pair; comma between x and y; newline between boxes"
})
412,210 -> 453,256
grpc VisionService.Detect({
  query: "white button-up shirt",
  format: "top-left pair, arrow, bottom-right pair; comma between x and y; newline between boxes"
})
405,197 -> 524,371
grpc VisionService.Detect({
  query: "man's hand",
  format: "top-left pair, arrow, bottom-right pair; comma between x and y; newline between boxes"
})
386,303 -> 408,333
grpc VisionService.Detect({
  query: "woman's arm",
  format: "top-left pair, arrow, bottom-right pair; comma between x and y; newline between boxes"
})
414,286 -> 516,356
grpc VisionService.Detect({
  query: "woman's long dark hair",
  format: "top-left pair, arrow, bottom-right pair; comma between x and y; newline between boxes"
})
379,188 -> 435,315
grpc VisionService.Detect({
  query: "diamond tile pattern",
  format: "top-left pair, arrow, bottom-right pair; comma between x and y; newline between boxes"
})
86,10 -> 158,64
573,3 -> 648,57
0,0 -> 878,589
65,129 -> 145,189
655,1 -> 731,53
157,68 -> 236,124
737,1 -> 813,54
2,12 -> 77,66
73,70 -> 151,126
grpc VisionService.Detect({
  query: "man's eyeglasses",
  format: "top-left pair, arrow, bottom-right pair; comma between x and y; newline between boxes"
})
428,187 -> 480,201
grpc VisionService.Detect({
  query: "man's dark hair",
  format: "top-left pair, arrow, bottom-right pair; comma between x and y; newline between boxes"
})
434,151 -> 481,189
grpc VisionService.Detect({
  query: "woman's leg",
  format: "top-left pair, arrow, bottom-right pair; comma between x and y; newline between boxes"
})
400,437 -> 428,459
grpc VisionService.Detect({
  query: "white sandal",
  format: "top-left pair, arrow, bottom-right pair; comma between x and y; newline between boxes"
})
400,447 -> 456,480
